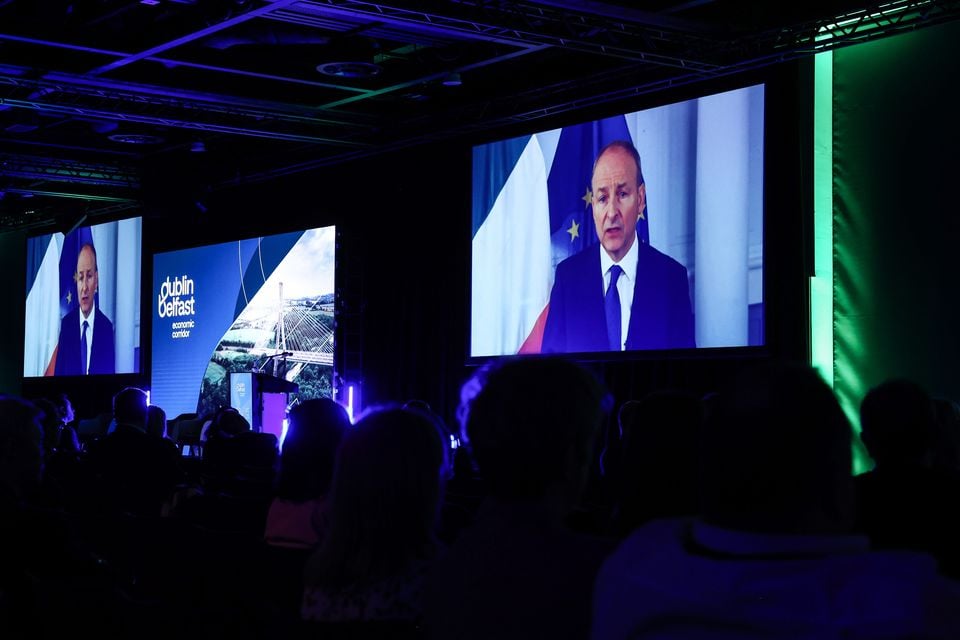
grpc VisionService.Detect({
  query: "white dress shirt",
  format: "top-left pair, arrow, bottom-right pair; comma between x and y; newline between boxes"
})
598,237 -> 639,351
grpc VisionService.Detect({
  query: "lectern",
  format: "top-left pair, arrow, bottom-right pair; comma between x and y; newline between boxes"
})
230,371 -> 299,442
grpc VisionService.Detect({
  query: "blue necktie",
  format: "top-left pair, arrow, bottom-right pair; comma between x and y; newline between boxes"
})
80,320 -> 88,375
605,265 -> 623,351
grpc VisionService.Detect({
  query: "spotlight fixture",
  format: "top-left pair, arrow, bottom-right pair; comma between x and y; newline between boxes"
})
442,72 -> 462,87
316,61 -> 381,79
108,133 -> 165,145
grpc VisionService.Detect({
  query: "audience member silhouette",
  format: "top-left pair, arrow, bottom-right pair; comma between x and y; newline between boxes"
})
402,398 -> 434,414
1,396 -> 43,628
34,393 -> 81,458
145,404 -> 169,440
85,387 -> 180,516
425,357 -> 614,640
1,396 -> 51,631
0,395 -> 113,635
53,393 -> 80,453
237,400 -> 350,636
593,363 -> 960,639
855,379 -> 960,578
34,397 -> 66,460
402,399 -> 455,477
582,398 -> 641,533
202,406 -> 250,440
301,406 -> 448,632
30,397 -> 79,507
0,395 -> 44,509
611,389 -> 703,536
860,379 -> 937,468
265,398 -> 350,550
402,399 -> 456,471
600,398 -> 640,478
163,408 -> 277,543
201,407 -> 278,492
402,398 -> 478,543
931,396 -> 960,474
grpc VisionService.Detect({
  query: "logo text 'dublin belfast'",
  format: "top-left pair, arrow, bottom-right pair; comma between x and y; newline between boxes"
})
158,275 -> 196,318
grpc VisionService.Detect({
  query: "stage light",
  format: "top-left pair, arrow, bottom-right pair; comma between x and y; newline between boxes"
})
442,72 -> 462,87
334,376 -> 362,423
317,62 -> 381,79
347,384 -> 355,422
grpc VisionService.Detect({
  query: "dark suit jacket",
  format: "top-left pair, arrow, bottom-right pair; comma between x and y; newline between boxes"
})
53,306 -> 115,375
541,239 -> 695,353
86,422 -> 180,516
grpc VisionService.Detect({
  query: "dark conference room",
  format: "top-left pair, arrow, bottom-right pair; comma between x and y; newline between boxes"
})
2,2 -> 960,638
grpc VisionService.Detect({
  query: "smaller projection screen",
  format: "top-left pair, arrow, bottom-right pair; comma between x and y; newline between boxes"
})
24,217 -> 143,377
151,226 -> 336,418
470,84 -> 765,358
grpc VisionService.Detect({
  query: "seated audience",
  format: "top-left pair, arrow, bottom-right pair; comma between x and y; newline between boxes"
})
0,395 -> 112,635
1,395 -> 44,627
201,407 -> 278,490
592,363 -> 960,639
53,393 -> 80,453
855,379 -> 960,578
424,357 -> 614,640
86,387 -> 180,516
33,397 -> 66,459
301,406 -> 449,631
611,389 -> 703,536
931,396 -> 960,474
0,395 -> 44,510
402,399 -> 476,542
265,398 -> 350,550
30,397 -> 79,507
167,408 -> 277,534
146,404 -> 170,440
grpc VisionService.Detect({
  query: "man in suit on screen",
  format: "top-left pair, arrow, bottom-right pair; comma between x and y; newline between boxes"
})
54,243 -> 115,375
541,140 -> 695,353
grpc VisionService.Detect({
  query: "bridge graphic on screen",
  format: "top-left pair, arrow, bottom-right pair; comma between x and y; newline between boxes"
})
244,285 -> 334,374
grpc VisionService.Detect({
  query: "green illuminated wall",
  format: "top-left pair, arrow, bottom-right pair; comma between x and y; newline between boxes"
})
815,20 -> 960,473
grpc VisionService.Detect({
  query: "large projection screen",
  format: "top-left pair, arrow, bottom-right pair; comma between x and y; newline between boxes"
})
470,84 -> 765,359
152,226 -> 336,418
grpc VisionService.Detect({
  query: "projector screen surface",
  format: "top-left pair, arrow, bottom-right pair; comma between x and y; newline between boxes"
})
470,84 -> 765,358
24,217 -> 143,377
152,226 -> 335,418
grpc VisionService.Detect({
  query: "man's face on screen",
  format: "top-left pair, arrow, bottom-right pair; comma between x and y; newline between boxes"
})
591,146 -> 645,262
76,245 -> 98,318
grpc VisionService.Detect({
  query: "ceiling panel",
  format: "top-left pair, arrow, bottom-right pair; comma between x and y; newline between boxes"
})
0,0 -> 957,229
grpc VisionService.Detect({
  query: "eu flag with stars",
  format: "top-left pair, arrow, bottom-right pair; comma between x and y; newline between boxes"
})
547,115 -> 647,273
59,226 -> 95,319
471,114 -> 649,355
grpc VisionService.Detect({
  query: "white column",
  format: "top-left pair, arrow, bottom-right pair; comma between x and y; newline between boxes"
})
113,218 -> 142,373
695,90 -> 750,347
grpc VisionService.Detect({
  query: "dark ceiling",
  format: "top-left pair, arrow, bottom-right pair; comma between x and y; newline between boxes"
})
1,0 -> 957,230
